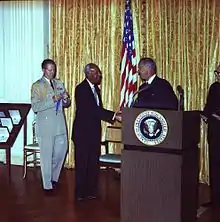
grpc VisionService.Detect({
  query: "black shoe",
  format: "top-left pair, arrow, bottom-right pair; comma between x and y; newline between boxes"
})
87,195 -> 97,200
201,201 -> 212,207
52,181 -> 59,189
75,196 -> 85,202
43,189 -> 55,196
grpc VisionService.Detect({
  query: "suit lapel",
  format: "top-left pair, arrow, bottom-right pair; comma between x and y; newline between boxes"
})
139,75 -> 159,91
83,80 -> 103,107
150,75 -> 159,86
95,85 -> 103,107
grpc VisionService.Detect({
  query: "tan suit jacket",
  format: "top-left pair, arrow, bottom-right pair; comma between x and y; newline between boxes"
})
31,77 -> 69,137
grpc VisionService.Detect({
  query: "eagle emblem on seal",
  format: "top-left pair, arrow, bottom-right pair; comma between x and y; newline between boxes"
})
134,110 -> 168,146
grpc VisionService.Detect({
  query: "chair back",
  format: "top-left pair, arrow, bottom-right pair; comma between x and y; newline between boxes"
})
105,126 -> 122,143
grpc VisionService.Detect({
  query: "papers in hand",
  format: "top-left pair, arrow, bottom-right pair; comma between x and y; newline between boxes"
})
0,127 -> 9,142
0,118 -> 13,132
8,110 -> 21,125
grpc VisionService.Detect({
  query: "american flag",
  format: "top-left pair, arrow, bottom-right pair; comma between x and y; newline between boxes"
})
120,0 -> 137,109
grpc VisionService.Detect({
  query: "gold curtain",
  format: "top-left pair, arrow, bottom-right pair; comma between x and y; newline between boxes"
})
50,0 -> 220,182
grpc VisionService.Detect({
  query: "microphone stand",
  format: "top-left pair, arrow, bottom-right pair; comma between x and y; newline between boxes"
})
179,93 -> 184,111
130,91 -> 139,107
130,84 -> 150,108
178,94 -> 181,111
177,91 -> 184,111
176,85 -> 184,111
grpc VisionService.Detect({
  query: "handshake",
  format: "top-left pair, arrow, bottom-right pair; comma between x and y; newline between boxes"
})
114,110 -> 122,123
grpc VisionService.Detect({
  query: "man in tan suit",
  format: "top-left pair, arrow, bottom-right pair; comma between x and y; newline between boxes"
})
31,59 -> 70,194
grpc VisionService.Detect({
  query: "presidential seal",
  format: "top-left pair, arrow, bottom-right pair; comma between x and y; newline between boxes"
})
134,110 -> 168,146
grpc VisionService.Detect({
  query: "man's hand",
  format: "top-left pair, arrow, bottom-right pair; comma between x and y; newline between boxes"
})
62,92 -> 69,100
53,92 -> 70,102
52,94 -> 62,102
115,110 -> 122,122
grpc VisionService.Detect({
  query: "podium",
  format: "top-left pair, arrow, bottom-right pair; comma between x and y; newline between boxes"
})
121,108 -> 200,222
0,103 -> 31,179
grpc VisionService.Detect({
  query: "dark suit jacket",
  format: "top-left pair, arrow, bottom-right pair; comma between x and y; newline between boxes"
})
72,79 -> 114,146
133,76 -> 178,110
203,82 -> 220,119
203,82 -> 220,143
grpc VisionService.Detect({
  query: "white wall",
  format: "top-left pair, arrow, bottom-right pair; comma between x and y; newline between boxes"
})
0,0 -> 50,165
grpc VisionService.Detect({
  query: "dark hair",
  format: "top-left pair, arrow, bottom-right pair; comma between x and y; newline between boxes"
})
84,63 -> 100,77
139,57 -> 157,73
41,59 -> 56,69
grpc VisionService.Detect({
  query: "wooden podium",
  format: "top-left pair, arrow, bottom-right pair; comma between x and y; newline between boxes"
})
0,103 -> 31,179
121,108 -> 200,222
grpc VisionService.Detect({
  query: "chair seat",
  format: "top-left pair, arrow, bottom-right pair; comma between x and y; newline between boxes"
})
99,154 -> 121,164
24,143 -> 40,150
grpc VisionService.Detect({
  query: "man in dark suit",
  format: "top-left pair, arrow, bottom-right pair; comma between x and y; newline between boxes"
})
133,57 -> 178,110
203,65 -> 220,207
72,63 -> 120,201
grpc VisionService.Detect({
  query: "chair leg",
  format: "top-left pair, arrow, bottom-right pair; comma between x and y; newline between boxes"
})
23,150 -> 27,179
105,167 -> 110,200
33,152 -> 37,168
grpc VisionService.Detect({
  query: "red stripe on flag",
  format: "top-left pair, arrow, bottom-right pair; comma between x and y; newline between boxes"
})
120,0 -> 137,109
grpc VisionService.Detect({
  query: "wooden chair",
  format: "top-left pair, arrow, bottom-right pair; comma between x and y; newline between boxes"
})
100,125 -> 122,196
100,125 -> 122,168
23,120 -> 40,179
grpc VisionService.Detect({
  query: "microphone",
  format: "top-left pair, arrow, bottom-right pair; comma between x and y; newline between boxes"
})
177,85 -> 184,95
176,85 -> 184,111
130,83 -> 150,107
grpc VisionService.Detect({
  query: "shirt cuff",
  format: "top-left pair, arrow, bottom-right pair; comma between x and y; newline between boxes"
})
112,112 -> 116,120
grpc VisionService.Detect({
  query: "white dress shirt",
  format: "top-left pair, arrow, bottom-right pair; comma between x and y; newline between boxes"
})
86,79 -> 100,106
146,74 -> 157,84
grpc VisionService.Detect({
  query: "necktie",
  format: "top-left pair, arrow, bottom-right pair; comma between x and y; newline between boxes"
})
92,86 -> 99,106
50,80 -> 54,90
